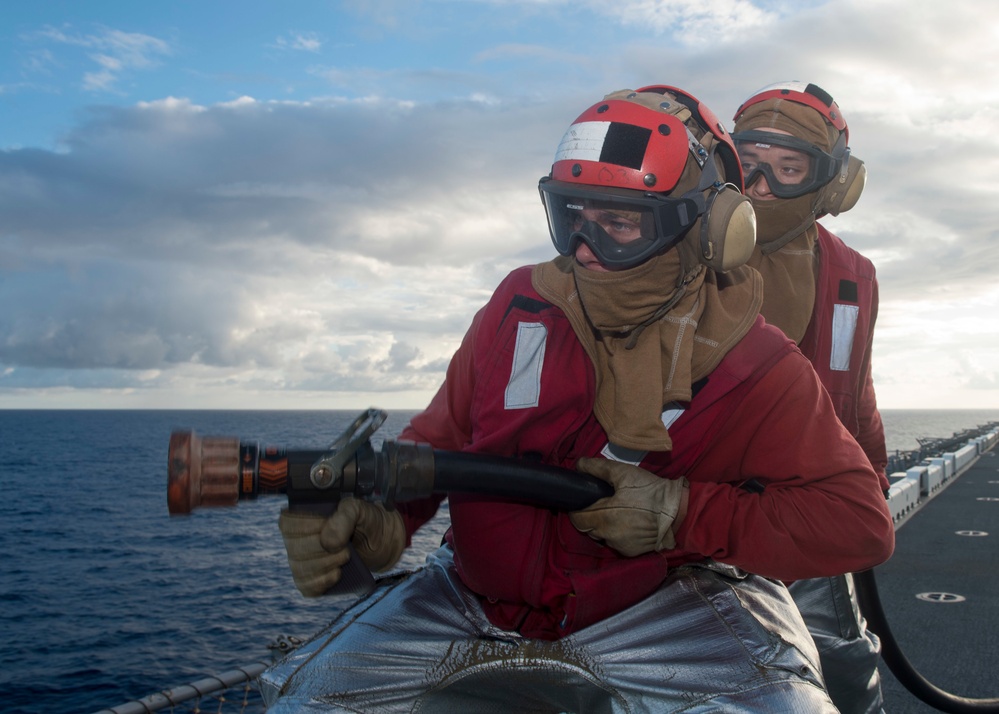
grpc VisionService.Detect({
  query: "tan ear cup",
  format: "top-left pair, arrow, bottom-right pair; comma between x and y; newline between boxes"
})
817,154 -> 866,216
699,187 -> 757,272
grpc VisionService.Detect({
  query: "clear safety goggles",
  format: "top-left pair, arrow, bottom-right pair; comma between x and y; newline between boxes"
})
538,178 -> 703,270
731,130 -> 841,199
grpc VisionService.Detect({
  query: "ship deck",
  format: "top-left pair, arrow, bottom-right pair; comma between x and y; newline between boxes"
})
873,448 -> 999,712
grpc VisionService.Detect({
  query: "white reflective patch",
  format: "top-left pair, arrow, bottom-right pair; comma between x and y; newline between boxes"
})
554,121 -> 612,163
830,304 -> 859,372
600,404 -> 685,465
601,442 -> 647,466
504,322 -> 547,410
661,402 -> 685,428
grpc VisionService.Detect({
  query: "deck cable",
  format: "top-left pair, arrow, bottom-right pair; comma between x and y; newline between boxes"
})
856,562 -> 999,712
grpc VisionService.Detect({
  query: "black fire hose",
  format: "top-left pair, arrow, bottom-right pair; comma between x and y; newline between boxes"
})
166,429 -> 612,516
167,424 -> 613,595
855,569 -> 999,713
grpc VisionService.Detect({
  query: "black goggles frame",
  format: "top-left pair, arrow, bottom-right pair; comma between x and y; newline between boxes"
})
538,179 -> 703,269
731,130 -> 842,199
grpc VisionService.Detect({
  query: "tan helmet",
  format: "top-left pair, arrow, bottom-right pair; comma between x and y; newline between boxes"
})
539,86 -> 756,272
732,81 -> 866,216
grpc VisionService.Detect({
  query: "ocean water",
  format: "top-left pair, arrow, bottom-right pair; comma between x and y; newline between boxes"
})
0,408 -> 996,714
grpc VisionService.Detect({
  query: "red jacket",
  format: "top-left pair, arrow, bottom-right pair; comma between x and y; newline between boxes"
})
399,266 -> 894,639
799,225 -> 889,489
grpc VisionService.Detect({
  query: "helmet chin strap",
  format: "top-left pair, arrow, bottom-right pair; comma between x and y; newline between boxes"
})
623,271 -> 697,350
757,210 -> 818,256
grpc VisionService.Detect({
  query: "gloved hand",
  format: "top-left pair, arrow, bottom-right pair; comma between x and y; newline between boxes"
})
569,457 -> 688,557
278,499 -> 406,597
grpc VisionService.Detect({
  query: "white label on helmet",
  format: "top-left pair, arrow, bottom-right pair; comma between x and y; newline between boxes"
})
752,80 -> 808,95
554,121 -> 612,163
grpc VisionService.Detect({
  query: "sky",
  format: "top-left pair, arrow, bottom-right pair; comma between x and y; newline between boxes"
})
2,0 -> 999,412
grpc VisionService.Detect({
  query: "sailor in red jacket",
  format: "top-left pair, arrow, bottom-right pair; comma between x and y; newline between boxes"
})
269,86 -> 894,713
732,81 -> 889,714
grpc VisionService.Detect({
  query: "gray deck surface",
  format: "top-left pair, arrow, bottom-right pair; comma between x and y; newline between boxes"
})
872,449 -> 999,712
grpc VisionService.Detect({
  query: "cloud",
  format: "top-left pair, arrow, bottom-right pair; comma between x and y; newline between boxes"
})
4,0 -> 999,408
593,0 -> 776,42
0,93 -> 559,401
272,32 -> 324,53
29,24 -> 171,92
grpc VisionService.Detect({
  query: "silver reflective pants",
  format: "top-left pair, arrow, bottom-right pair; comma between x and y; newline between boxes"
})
263,546 -> 837,713
789,574 -> 884,714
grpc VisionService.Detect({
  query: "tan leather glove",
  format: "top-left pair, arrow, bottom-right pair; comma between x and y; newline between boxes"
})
278,499 -> 406,597
569,457 -> 688,557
